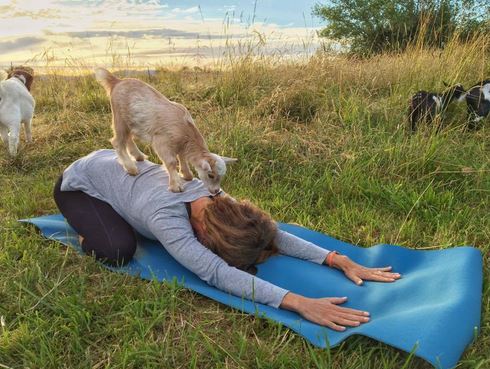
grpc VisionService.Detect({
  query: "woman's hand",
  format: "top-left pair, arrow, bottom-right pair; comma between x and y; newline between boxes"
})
330,254 -> 401,285
280,292 -> 370,331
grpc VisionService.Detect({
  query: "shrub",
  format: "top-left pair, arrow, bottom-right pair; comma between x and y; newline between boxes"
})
313,0 -> 489,56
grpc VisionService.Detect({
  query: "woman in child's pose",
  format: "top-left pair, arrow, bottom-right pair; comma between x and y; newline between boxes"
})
54,149 -> 400,331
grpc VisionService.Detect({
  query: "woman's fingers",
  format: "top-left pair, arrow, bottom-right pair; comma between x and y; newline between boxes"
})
323,313 -> 367,331
346,268 -> 401,284
324,321 -> 347,332
326,296 -> 348,304
293,295 -> 371,331
337,312 -> 370,323
372,269 -> 400,277
373,266 -> 393,271
377,269 -> 400,278
325,309 -> 371,330
327,298 -> 371,317
333,305 -> 370,316
334,317 -> 362,327
345,272 -> 364,285
365,273 -> 395,281
365,270 -> 401,281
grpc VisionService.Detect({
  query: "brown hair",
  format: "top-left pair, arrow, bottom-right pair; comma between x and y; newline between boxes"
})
200,196 -> 278,273
7,69 -> 34,91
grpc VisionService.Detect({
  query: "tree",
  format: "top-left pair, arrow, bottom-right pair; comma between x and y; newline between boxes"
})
313,0 -> 489,55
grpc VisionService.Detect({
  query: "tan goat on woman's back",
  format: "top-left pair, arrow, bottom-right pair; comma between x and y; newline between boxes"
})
95,68 -> 236,193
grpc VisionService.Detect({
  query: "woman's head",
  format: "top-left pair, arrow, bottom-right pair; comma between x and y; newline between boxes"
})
198,196 -> 278,273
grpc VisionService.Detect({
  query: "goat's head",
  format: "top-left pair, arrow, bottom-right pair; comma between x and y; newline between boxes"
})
8,69 -> 34,91
196,153 -> 237,194
443,83 -> 466,103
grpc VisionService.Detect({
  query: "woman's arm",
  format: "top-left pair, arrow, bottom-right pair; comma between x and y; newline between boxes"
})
274,229 -> 331,264
147,213 -> 289,308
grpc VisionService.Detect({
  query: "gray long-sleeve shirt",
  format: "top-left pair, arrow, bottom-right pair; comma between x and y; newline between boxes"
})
61,149 -> 331,307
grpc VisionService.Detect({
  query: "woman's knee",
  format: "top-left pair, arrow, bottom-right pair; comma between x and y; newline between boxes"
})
83,235 -> 137,267
111,237 -> 137,266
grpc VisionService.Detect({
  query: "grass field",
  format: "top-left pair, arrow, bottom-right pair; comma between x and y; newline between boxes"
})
0,36 -> 489,368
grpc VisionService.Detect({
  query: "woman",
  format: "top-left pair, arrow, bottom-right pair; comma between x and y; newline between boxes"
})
54,149 -> 400,332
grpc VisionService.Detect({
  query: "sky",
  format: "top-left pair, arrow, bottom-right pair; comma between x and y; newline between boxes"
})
0,0 -> 323,68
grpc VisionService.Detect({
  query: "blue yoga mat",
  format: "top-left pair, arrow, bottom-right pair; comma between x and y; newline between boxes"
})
22,214 -> 482,369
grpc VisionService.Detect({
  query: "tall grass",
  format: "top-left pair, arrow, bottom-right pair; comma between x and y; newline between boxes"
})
0,34 -> 489,369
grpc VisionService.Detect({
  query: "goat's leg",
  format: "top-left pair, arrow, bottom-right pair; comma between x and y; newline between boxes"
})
179,155 -> 193,181
466,106 -> 480,131
111,111 -> 138,175
127,135 -> 147,161
24,118 -> 33,143
469,115 -> 484,131
152,138 -> 184,192
471,103 -> 490,131
409,112 -> 418,133
0,125 -> 8,144
8,124 -> 20,157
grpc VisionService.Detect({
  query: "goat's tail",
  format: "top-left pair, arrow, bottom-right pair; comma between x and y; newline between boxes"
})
94,68 -> 120,94
0,70 -> 8,82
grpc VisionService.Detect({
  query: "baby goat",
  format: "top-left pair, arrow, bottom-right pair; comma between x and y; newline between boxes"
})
464,79 -> 489,130
95,68 -> 236,193
408,84 -> 466,132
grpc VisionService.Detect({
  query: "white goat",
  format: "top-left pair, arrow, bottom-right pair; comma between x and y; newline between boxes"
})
0,70 -> 35,156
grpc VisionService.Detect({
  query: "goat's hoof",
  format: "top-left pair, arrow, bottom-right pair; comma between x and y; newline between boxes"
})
181,174 -> 194,181
134,153 -> 147,162
168,184 -> 184,193
125,166 -> 139,176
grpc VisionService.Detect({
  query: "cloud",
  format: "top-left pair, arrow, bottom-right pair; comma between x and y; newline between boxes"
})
0,36 -> 45,52
10,8 -> 62,19
0,1 -> 321,66
171,6 -> 200,14
0,0 -> 62,18
49,28 -> 236,40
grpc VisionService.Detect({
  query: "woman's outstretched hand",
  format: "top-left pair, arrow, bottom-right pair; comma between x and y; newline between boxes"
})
280,293 -> 370,331
329,254 -> 401,285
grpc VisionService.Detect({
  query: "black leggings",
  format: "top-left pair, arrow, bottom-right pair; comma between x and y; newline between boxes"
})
53,176 -> 136,266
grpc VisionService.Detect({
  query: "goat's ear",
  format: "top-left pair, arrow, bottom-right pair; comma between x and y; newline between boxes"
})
199,160 -> 212,173
220,156 -> 238,164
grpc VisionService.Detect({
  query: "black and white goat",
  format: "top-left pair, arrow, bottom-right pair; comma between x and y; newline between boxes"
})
408,84 -> 466,132
464,79 -> 490,130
